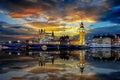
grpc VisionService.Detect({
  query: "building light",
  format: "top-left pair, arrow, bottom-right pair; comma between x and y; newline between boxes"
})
17,40 -> 20,43
9,41 -> 11,44
29,52 -> 32,55
9,52 -> 11,55
17,53 -> 20,55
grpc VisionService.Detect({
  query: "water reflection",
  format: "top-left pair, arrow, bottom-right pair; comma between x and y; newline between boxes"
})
78,50 -> 85,74
0,49 -> 120,63
0,49 -> 120,79
87,48 -> 120,61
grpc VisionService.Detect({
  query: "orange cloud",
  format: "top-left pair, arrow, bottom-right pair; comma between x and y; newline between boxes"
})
12,35 -> 34,39
9,7 -> 42,18
9,12 -> 31,18
2,34 -> 34,40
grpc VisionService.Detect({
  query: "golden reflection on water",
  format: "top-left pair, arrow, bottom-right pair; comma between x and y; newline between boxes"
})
0,49 -> 120,80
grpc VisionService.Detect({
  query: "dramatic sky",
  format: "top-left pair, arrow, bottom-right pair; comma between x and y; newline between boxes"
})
0,0 -> 120,40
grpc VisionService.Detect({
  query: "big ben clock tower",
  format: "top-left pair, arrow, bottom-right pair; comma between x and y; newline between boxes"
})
79,22 -> 85,45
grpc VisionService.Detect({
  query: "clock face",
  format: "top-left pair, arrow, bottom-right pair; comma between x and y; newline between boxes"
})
80,28 -> 85,32
41,45 -> 47,50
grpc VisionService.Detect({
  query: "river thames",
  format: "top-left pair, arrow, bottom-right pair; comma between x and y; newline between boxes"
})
0,49 -> 120,80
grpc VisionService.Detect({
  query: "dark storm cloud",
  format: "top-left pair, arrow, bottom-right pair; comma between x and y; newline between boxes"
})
10,26 -> 23,29
100,6 -> 120,23
0,21 -> 17,35
0,0 -> 58,14
0,21 -> 33,35
99,0 -> 120,23
0,26 -> 22,35
0,0 -> 111,21
0,21 -> 37,40
0,26 -> 25,35
106,0 -> 120,7
0,0 -> 119,26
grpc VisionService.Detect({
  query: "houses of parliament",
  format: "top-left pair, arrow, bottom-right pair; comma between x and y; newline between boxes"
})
38,22 -> 86,46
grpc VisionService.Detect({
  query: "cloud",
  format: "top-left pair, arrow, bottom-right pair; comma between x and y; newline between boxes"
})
0,21 -> 37,40
0,0 -> 111,22
0,9 -> 4,13
86,25 -> 120,39
106,0 -> 120,7
0,34 -> 34,40
28,22 -> 61,31
0,0 -> 43,18
24,15 -> 49,22
0,23 -> 21,35
100,5 -> 120,23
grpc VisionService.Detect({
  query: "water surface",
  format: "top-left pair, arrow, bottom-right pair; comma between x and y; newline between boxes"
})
0,49 -> 120,80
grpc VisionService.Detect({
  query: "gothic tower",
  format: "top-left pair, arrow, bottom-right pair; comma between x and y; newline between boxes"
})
51,31 -> 54,38
79,22 -> 85,45
38,29 -> 46,40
